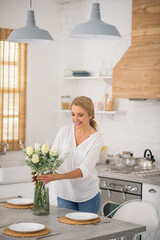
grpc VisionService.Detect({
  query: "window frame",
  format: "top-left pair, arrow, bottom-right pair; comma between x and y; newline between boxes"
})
0,29 -> 27,151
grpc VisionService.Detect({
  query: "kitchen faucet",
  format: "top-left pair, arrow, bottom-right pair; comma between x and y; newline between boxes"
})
0,143 -> 9,155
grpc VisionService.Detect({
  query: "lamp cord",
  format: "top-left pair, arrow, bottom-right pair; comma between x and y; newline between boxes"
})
30,0 -> 32,9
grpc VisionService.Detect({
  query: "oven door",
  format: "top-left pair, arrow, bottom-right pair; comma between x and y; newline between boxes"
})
99,189 -> 141,216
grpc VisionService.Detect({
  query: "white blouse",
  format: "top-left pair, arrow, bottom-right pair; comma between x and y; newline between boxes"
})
50,124 -> 103,202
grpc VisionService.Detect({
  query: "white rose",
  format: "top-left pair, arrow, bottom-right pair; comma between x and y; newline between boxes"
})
42,144 -> 49,154
32,154 -> 39,163
49,146 -> 58,156
34,143 -> 40,152
26,146 -> 33,156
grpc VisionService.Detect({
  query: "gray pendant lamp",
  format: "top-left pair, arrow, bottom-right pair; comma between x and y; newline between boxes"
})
7,0 -> 53,43
70,2 -> 121,40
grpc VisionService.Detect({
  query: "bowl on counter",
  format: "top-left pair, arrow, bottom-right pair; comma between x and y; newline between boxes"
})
121,157 -> 141,168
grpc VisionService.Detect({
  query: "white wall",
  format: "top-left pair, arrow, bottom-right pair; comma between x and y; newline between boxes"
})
1,0 -> 160,164
0,0 -> 62,146
57,0 -> 160,164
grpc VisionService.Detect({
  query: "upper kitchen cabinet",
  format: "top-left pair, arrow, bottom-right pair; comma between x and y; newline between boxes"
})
113,0 -> 160,99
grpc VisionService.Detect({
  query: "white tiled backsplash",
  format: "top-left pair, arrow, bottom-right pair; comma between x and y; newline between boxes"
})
97,99 -> 160,164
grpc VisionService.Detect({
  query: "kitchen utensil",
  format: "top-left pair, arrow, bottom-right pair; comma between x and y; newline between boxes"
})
36,233 -> 61,239
140,158 -> 152,170
8,223 -> 45,232
58,215 -> 100,225
123,157 -> 137,167
7,198 -> 33,205
144,149 -> 155,163
105,154 -> 115,165
0,195 -> 22,204
122,157 -> 141,168
65,212 -> 98,221
121,151 -> 141,168
0,221 -> 21,229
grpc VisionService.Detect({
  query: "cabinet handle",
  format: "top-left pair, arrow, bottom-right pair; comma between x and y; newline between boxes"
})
148,188 -> 157,193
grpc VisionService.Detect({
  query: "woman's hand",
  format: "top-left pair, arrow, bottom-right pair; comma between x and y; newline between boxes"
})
31,171 -> 36,184
36,168 -> 82,185
37,172 -> 60,185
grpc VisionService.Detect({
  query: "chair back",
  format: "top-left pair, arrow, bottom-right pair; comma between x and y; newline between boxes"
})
101,202 -> 119,217
113,200 -> 159,231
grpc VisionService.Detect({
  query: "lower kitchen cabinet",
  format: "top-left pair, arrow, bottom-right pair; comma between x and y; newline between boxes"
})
142,183 -> 160,239
142,183 -> 160,219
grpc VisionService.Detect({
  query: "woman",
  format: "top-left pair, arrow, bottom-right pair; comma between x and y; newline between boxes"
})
37,96 -> 103,213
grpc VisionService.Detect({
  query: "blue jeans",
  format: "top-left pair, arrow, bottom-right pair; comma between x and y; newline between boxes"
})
57,192 -> 100,214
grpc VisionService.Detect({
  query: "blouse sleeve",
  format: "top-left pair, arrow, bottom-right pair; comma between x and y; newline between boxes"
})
78,136 -> 103,179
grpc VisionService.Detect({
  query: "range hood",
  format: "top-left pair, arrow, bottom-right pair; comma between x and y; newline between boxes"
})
113,0 -> 160,99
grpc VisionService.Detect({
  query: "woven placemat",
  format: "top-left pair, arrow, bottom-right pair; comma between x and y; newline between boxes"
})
3,202 -> 33,209
58,216 -> 101,225
3,227 -> 50,238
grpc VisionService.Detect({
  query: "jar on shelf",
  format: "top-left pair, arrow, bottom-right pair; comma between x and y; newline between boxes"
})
100,67 -> 108,77
61,96 -> 71,110
105,94 -> 114,111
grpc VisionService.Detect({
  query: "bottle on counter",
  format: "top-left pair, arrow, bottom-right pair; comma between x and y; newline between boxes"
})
115,153 -> 122,166
99,145 -> 107,164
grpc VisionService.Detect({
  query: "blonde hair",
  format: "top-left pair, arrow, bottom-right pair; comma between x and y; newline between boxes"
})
70,96 -> 97,131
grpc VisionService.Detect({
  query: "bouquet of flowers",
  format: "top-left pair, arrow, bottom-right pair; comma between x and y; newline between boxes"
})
20,142 -> 66,177
20,141 -> 67,216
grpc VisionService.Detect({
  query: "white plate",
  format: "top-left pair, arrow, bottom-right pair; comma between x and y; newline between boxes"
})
65,212 -> 98,221
7,198 -> 33,205
8,223 -> 45,232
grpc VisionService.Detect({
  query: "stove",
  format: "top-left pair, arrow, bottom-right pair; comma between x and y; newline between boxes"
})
106,166 -> 160,178
99,176 -> 142,215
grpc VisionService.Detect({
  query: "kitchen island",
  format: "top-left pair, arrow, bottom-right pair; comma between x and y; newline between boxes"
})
0,204 -> 145,240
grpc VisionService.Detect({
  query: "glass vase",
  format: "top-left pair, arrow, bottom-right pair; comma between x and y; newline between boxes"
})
33,181 -> 50,216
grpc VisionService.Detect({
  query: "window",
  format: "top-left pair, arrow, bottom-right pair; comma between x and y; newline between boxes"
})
0,28 -> 27,151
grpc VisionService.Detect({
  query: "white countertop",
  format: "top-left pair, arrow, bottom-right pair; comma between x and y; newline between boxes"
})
96,164 -> 160,186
